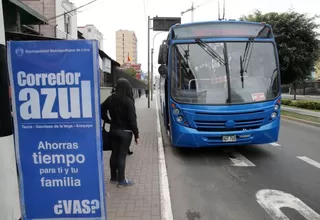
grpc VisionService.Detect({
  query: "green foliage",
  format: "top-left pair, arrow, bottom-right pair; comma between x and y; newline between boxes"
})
240,10 -> 320,84
282,99 -> 320,110
125,68 -> 136,77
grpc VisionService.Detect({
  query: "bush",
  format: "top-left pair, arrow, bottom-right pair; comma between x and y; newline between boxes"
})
282,99 -> 320,110
281,99 -> 292,106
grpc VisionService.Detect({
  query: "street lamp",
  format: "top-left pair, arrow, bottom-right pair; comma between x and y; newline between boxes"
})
151,31 -> 166,101
147,16 -> 181,108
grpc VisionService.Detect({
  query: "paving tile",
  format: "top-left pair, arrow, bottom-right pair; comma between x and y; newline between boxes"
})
101,95 -> 161,220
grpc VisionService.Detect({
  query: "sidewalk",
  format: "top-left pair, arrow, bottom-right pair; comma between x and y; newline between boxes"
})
103,95 -> 161,220
282,93 -> 320,101
282,106 -> 320,118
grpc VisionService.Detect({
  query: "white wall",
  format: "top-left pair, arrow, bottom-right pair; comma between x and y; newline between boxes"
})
78,25 -> 104,50
55,0 -> 77,39
78,25 -> 104,69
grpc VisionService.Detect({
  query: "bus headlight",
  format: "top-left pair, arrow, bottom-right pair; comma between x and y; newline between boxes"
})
271,112 -> 277,119
274,104 -> 279,111
176,116 -> 184,122
173,108 -> 180,115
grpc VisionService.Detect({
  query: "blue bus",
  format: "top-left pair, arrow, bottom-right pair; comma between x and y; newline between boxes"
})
158,21 -> 281,148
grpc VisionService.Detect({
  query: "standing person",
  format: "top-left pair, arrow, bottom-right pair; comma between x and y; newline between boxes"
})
110,85 -> 134,156
138,89 -> 142,98
145,87 -> 149,98
101,78 -> 139,187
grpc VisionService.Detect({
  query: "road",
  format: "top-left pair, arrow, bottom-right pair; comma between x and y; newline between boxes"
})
160,114 -> 320,219
282,94 -> 320,101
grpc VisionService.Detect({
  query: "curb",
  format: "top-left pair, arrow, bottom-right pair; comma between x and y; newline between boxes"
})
281,115 -> 320,127
155,93 -> 174,220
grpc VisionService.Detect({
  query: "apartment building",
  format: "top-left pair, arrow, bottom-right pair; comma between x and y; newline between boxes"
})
78,24 -> 107,73
116,30 -> 138,65
78,24 -> 103,50
21,0 -> 77,39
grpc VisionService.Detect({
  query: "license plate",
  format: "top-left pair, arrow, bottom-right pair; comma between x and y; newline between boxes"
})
222,135 -> 237,142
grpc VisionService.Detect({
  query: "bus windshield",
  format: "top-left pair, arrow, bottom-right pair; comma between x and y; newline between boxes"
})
170,41 -> 279,104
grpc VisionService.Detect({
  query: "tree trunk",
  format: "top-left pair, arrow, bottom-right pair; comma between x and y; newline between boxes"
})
293,81 -> 297,100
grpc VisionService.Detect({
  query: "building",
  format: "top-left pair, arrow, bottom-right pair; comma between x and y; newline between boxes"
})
116,30 -> 137,65
20,0 -> 77,39
3,0 -> 48,37
121,63 -> 141,72
78,24 -> 106,83
78,24 -> 103,50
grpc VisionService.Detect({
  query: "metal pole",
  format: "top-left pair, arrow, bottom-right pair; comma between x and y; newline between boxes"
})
191,2 -> 194,22
151,31 -> 166,102
151,48 -> 154,101
0,0 -> 21,218
147,15 -> 150,108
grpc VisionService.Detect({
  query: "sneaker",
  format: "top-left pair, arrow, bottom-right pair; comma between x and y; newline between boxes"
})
128,150 -> 133,155
109,179 -> 117,184
117,179 -> 135,188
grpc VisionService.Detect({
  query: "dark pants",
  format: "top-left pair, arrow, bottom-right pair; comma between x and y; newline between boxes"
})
110,130 -> 133,182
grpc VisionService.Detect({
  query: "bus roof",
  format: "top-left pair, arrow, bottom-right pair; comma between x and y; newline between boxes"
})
167,20 -> 273,40
172,20 -> 272,29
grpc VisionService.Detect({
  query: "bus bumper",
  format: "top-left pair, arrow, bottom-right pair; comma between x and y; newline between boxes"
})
170,118 -> 280,147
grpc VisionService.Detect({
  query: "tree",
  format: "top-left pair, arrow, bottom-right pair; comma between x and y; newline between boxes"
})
315,58 -> 320,80
125,68 -> 136,77
240,10 -> 320,98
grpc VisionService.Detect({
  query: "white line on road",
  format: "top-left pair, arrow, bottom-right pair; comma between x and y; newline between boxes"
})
297,156 -> 320,169
270,142 -> 281,147
256,189 -> 320,220
226,151 -> 256,167
155,93 -> 174,220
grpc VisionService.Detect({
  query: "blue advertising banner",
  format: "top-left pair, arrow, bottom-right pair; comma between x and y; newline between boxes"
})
7,40 -> 107,220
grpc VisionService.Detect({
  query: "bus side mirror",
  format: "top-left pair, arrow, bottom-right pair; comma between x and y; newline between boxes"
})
158,64 -> 168,77
158,41 -> 168,65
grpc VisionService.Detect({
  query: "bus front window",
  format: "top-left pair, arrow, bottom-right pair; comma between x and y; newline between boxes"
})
170,42 -> 279,104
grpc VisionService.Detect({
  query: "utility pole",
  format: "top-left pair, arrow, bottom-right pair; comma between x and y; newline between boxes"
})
191,2 -> 194,23
0,0 -> 21,219
181,2 -> 196,22
218,0 -> 226,21
147,15 -> 151,108
148,16 -> 181,107
181,1 -> 211,23
151,48 -> 154,101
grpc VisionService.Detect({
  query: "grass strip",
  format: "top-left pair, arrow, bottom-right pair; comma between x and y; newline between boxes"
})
281,110 -> 320,125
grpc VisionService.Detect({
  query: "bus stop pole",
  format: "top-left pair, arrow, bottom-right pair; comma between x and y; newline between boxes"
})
151,31 -> 165,102
151,48 -> 153,101
0,0 -> 21,218
147,16 -> 151,108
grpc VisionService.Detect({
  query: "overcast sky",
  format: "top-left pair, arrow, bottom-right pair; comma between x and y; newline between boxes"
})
76,0 -> 320,72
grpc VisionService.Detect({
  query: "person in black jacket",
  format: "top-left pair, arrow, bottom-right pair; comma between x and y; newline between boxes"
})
101,78 -> 139,187
110,85 -> 134,156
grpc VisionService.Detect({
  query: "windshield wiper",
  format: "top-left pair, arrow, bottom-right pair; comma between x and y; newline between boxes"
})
195,38 -> 225,66
239,24 -> 268,88
240,36 -> 254,88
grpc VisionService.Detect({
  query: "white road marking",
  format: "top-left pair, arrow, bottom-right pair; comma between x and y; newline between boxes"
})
256,189 -> 320,220
297,156 -> 320,169
270,142 -> 281,147
155,92 -> 174,220
226,151 -> 256,167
